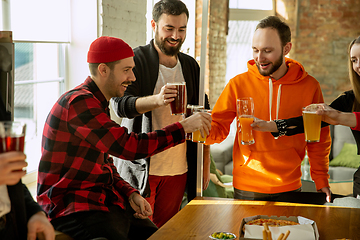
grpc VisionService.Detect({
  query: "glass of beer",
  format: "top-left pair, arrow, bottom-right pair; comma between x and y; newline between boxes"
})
236,97 -> 255,145
192,108 -> 210,143
185,104 -> 204,140
167,82 -> 186,115
302,104 -> 322,142
0,121 -> 27,153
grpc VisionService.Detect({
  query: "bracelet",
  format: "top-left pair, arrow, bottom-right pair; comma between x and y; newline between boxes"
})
274,119 -> 287,138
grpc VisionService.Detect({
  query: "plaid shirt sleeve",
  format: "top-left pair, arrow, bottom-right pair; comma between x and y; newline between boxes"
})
37,80 -> 185,220
67,94 -> 185,160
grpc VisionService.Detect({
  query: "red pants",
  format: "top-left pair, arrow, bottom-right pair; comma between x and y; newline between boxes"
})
146,173 -> 187,228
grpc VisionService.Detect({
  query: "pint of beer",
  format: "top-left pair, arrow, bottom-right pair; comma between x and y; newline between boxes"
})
167,82 -> 186,115
302,104 -> 322,142
239,116 -> 255,144
192,108 -> 210,143
236,97 -> 255,145
186,105 -> 203,140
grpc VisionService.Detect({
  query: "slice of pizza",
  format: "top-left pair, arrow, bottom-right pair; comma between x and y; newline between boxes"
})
243,218 -> 299,231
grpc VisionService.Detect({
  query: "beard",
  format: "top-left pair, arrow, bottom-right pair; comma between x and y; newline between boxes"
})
107,71 -> 131,98
256,51 -> 284,77
154,28 -> 184,56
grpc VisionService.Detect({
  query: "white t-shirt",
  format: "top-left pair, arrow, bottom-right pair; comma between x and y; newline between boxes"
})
150,60 -> 187,176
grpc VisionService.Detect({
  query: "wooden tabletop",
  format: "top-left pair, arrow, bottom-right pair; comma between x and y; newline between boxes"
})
148,197 -> 360,240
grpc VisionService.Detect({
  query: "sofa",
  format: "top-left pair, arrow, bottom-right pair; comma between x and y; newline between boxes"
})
210,134 -> 235,176
328,125 -> 358,180
210,125 -> 359,182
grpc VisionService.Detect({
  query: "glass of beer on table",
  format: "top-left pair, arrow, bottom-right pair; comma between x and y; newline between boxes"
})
236,97 -> 255,145
302,104 -> 322,142
167,82 -> 186,115
0,121 -> 27,153
192,108 -> 210,143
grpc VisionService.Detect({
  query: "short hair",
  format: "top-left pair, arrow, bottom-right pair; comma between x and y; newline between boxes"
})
255,16 -> 291,47
349,36 -> 360,111
88,60 -> 120,77
152,0 -> 189,23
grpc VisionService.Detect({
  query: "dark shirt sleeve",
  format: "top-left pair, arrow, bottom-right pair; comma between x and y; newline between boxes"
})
23,183 -> 43,220
271,116 -> 329,137
112,95 -> 139,119
272,92 -> 353,137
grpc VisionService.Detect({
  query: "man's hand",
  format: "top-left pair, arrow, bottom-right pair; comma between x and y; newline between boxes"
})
318,187 -> 331,203
155,84 -> 178,107
129,192 -> 153,219
134,85 -> 177,114
0,152 -> 27,186
251,118 -> 278,132
27,211 -> 55,240
180,111 -> 212,138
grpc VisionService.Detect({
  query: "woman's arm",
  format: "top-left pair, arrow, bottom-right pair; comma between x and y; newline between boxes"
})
316,104 -> 357,128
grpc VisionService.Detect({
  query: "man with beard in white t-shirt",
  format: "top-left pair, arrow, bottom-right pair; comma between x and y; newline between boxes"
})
111,0 -> 210,228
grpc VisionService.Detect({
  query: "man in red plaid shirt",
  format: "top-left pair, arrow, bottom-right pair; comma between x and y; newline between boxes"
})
36,36 -> 211,240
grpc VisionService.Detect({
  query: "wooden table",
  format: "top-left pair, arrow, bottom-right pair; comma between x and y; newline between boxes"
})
148,197 -> 360,240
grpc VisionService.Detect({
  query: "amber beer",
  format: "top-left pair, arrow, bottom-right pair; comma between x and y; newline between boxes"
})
303,110 -> 322,142
0,121 -> 26,153
186,105 -> 203,140
168,82 -> 186,115
192,108 -> 209,143
237,97 -> 255,145
239,116 -> 255,145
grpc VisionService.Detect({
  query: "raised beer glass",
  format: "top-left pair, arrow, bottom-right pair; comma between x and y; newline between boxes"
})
302,104 -> 322,142
167,82 -> 186,115
236,97 -> 255,145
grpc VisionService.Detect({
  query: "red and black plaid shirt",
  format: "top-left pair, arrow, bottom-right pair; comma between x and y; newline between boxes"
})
37,77 -> 185,220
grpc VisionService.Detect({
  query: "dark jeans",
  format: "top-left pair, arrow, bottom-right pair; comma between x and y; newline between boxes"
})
51,202 -> 157,240
354,166 -> 360,198
234,188 -> 301,201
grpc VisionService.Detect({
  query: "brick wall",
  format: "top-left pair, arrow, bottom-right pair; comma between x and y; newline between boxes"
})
195,0 -> 228,108
99,0 -> 147,123
99,0 -> 147,48
277,0 -> 360,103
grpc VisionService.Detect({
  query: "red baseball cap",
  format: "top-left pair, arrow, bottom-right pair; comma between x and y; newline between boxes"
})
87,36 -> 134,63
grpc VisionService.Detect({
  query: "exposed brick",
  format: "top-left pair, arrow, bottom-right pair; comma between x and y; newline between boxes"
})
283,0 -> 360,104
100,0 -> 146,48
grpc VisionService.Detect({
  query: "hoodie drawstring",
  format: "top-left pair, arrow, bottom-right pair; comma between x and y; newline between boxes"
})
276,84 -> 282,120
268,78 -> 282,120
269,79 -> 273,120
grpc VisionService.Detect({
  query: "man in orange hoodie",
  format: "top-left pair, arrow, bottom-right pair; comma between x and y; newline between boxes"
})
206,16 -> 332,202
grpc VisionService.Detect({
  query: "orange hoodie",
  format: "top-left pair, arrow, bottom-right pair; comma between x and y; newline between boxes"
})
206,58 -> 331,193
